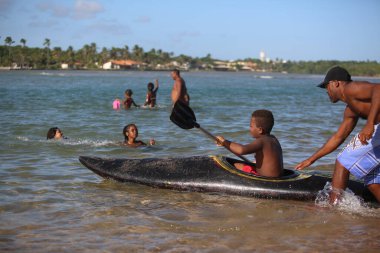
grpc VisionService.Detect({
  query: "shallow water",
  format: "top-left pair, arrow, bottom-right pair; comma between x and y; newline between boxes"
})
0,70 -> 379,252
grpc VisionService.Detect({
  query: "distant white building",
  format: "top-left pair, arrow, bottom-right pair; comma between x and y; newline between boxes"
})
260,51 -> 266,62
102,60 -> 143,70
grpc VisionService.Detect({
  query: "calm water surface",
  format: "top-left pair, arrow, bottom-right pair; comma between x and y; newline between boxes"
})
0,70 -> 379,252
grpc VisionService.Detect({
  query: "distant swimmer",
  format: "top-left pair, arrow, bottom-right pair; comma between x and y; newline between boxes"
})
123,124 -> 155,147
143,79 -> 159,108
47,127 -> 66,140
123,89 -> 139,109
171,69 -> 190,106
113,98 -> 121,110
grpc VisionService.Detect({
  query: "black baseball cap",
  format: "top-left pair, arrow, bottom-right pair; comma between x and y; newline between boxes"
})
318,66 -> 352,88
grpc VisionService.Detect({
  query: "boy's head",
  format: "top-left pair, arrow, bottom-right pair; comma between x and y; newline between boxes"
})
47,127 -> 63,139
147,82 -> 154,91
125,89 -> 133,96
250,110 -> 274,135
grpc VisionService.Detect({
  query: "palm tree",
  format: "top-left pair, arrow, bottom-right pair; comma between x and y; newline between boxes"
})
20,38 -> 27,69
132,45 -> 143,61
122,45 -> 130,59
100,47 -> 109,65
5,36 -> 15,67
89,42 -> 97,66
66,46 -> 75,68
43,38 -> 51,68
20,38 -> 26,47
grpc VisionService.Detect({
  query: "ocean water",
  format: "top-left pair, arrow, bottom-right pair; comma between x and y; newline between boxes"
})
0,70 -> 379,252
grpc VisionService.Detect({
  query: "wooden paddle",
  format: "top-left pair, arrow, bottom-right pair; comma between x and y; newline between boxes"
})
170,101 -> 250,163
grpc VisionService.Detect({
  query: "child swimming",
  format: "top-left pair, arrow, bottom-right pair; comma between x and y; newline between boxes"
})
143,79 -> 159,108
123,124 -> 155,147
47,127 -> 65,140
123,89 -> 139,109
113,98 -> 121,110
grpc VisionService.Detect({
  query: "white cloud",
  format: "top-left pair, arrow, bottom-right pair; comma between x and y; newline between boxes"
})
86,20 -> 131,36
171,31 -> 201,43
74,0 -> 104,19
134,16 -> 151,24
36,1 -> 70,17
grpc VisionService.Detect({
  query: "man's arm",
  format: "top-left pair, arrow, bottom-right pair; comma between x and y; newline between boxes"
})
359,84 -> 380,144
295,107 -> 358,170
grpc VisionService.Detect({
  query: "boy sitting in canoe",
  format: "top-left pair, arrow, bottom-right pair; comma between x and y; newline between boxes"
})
123,124 -> 155,147
216,109 -> 284,177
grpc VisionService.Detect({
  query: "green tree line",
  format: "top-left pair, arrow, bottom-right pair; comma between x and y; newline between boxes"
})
1,36 -> 380,76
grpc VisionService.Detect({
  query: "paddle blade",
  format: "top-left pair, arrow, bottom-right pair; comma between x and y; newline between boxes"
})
170,101 -> 199,129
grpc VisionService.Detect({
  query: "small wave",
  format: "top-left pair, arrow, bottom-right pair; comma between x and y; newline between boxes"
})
16,136 -> 30,141
17,136 -> 116,147
315,182 -> 379,217
58,138 -> 116,147
40,72 -> 66,77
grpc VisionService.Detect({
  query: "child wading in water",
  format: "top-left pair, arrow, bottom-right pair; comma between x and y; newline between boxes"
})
123,89 -> 139,109
47,127 -> 66,140
143,79 -> 159,108
216,109 -> 283,178
123,124 -> 155,147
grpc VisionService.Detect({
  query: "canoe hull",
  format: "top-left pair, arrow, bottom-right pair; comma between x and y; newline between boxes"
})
79,155 -> 375,202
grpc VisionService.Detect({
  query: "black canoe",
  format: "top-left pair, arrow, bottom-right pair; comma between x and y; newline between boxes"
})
79,155 -> 375,202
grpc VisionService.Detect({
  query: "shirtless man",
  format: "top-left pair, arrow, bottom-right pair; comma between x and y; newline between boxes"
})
295,66 -> 380,203
171,69 -> 190,105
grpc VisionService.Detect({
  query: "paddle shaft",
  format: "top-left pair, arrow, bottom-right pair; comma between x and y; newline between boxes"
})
198,126 -> 251,163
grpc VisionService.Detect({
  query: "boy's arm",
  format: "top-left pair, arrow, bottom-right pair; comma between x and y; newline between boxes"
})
132,99 -> 139,107
154,79 -> 159,92
216,136 -> 262,155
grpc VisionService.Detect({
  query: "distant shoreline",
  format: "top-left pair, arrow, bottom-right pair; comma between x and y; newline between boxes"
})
1,68 -> 380,78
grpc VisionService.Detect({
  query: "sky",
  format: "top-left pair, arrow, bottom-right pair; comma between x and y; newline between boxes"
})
1,0 -> 379,61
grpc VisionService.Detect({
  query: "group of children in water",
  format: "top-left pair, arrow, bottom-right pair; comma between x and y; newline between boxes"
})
48,80 -> 159,147
47,110 -> 283,178
113,80 -> 159,110
47,73 -> 284,178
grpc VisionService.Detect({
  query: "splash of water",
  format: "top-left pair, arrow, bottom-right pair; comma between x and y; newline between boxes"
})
315,182 -> 379,217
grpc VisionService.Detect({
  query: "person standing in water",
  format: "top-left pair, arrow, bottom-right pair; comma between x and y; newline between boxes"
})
295,66 -> 380,203
171,69 -> 190,105
143,79 -> 159,108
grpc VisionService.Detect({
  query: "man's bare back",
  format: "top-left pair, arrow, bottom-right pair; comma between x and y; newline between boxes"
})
171,69 -> 189,105
342,81 -> 380,122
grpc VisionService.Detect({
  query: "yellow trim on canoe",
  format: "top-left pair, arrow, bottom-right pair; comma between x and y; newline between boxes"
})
211,155 -> 312,182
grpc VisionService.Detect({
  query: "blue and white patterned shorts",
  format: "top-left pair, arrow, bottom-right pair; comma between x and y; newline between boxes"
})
337,124 -> 380,185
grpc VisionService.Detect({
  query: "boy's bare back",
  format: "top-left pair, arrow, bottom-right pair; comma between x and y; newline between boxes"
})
252,135 -> 283,177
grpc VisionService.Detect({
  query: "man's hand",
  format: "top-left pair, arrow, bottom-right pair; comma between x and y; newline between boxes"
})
358,124 -> 374,145
295,158 -> 313,170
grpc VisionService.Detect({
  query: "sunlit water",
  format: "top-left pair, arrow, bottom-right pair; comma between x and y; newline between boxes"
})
0,70 -> 379,252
